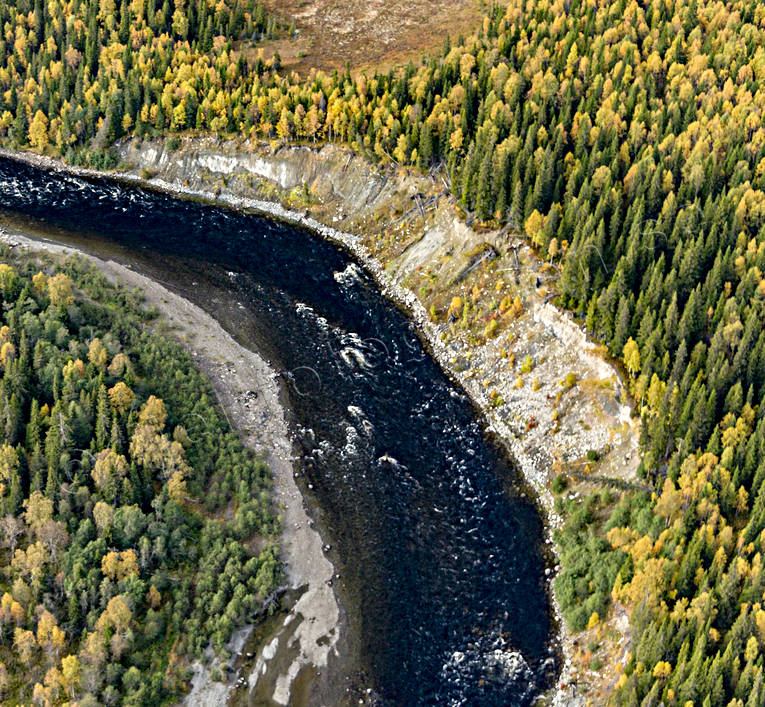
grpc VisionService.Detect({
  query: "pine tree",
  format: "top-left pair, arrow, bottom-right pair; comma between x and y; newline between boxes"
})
95,384 -> 110,450
612,296 -> 633,356
418,121 -> 433,169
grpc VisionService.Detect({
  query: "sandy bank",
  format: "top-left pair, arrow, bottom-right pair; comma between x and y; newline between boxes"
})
0,227 -> 341,706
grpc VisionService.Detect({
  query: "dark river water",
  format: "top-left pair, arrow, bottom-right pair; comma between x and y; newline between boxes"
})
0,156 -> 558,705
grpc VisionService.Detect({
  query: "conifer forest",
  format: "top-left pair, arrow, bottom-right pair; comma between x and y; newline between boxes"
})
3,0 -> 765,703
0,254 -> 280,703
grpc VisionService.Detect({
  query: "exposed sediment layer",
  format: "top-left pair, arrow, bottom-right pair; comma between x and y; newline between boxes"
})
0,139 -> 641,703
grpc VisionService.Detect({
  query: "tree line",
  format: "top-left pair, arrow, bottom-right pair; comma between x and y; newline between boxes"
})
4,0 -> 765,701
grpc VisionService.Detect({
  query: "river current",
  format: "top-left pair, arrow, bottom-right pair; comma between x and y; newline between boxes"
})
0,156 -> 557,705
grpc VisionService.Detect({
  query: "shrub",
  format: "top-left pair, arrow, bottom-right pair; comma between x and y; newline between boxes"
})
551,474 -> 568,494
483,318 -> 499,338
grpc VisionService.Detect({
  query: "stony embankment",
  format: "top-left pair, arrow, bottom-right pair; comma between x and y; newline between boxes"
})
117,136 -> 639,488
114,136 -> 642,703
1,138 -> 640,703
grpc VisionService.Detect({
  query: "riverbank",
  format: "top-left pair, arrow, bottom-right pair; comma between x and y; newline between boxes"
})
0,226 -> 345,707
0,139 -> 639,702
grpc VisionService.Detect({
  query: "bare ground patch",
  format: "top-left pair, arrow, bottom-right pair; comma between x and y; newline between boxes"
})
256,0 -> 488,75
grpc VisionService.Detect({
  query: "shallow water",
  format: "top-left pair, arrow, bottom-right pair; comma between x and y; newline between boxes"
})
0,157 -> 558,705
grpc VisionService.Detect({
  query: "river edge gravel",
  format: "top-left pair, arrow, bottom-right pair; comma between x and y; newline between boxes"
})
0,142 -> 639,704
0,227 -> 348,707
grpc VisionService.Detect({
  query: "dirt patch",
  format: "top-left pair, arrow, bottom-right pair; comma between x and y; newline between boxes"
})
563,601 -> 632,704
255,0 -> 487,75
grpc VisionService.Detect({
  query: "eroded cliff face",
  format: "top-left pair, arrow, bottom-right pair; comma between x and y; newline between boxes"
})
119,136 -> 639,494
115,135 -> 638,702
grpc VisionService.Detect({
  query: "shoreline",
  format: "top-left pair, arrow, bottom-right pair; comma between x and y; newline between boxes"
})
0,226 -> 344,707
0,144 -> 581,704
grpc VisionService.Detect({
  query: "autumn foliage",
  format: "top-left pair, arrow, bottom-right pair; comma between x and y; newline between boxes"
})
0,256 -> 280,704
5,0 -> 765,701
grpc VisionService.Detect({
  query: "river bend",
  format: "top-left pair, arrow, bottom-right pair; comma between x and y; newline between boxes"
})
0,157 -> 557,705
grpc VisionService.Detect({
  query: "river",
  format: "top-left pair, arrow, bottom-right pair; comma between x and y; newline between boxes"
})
0,156 -> 558,705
